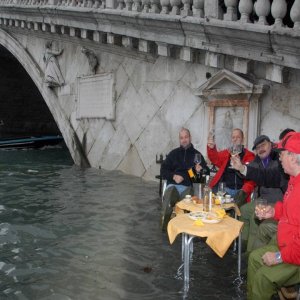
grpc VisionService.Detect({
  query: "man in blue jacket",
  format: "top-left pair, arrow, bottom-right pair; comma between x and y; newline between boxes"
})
160,128 -> 210,231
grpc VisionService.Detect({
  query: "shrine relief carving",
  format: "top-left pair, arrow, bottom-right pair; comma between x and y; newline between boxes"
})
194,69 -> 266,149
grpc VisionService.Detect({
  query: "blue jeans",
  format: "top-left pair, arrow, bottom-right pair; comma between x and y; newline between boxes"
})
225,187 -> 239,198
166,184 -> 189,195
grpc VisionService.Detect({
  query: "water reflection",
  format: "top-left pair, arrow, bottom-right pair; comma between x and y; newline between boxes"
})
0,147 -> 246,299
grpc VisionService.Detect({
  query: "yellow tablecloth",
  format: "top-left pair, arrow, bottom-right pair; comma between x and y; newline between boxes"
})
175,200 -> 241,217
167,213 -> 243,258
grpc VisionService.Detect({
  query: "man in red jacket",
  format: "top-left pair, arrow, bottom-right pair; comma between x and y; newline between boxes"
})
247,132 -> 300,300
207,128 -> 255,206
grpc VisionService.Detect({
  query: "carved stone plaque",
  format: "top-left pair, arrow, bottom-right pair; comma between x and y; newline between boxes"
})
77,73 -> 115,120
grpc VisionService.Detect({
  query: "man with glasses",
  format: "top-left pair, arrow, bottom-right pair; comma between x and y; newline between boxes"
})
237,135 -> 284,253
247,132 -> 300,300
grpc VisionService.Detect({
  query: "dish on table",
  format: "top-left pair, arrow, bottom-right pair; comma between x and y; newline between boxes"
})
188,211 -> 206,220
188,211 -> 221,223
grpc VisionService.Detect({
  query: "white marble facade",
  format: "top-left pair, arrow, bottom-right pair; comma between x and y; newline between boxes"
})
69,50 -> 300,181
3,32 -> 300,182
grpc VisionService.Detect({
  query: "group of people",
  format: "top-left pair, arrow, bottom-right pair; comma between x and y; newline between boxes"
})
160,126 -> 300,300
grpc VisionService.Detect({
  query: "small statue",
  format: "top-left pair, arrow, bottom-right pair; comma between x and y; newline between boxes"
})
43,41 -> 65,88
81,47 -> 99,75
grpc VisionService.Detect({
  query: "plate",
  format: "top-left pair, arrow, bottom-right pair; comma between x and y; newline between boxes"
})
202,217 -> 222,224
188,211 -> 222,223
188,211 -> 206,220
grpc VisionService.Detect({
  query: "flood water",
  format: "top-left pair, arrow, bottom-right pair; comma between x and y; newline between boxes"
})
0,147 -> 246,300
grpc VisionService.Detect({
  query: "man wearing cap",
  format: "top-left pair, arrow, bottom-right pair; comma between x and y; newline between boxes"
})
239,135 -> 284,252
247,132 -> 300,300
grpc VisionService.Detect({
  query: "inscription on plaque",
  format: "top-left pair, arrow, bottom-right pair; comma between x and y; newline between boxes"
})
77,73 -> 115,120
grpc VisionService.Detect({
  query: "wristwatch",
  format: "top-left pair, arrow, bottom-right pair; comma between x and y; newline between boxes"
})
275,252 -> 282,264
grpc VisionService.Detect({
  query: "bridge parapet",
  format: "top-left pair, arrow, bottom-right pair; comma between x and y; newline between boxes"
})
0,1 -> 300,83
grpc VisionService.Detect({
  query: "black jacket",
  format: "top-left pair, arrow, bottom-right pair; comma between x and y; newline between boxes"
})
245,150 -> 288,200
161,144 -> 210,187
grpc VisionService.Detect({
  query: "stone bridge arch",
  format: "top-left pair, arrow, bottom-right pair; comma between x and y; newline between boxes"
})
0,28 -> 89,167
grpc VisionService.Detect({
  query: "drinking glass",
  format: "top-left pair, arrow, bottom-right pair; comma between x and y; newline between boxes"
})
228,144 -> 243,168
194,153 -> 202,174
217,182 -> 226,197
255,199 -> 268,219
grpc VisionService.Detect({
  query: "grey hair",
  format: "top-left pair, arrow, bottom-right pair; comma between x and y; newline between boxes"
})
179,127 -> 191,137
296,154 -> 300,166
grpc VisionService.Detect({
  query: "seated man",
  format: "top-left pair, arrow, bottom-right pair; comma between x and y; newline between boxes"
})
247,132 -> 300,300
160,127 -> 210,231
238,135 -> 284,252
207,128 -> 255,207
231,129 -> 294,251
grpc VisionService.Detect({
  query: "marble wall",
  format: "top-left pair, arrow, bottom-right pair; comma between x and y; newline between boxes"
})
7,33 -> 300,181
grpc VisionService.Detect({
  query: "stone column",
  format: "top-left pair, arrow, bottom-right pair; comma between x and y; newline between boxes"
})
117,0 -> 125,9
254,0 -> 271,25
271,0 -> 287,27
181,0 -> 192,16
124,0 -> 133,10
170,0 -> 181,15
224,0 -> 237,21
239,0 -> 253,23
291,0 -> 300,29
192,0 -> 204,18
160,0 -> 169,14
132,0 -> 142,11
150,0 -> 160,13
204,0 -> 222,19
142,0 -> 150,12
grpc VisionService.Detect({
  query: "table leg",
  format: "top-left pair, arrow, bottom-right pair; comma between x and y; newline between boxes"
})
238,232 -> 241,277
183,234 -> 194,288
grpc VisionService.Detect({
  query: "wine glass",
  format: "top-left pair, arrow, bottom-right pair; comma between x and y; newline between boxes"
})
194,153 -> 202,175
228,144 -> 243,168
229,144 -> 243,156
217,182 -> 226,197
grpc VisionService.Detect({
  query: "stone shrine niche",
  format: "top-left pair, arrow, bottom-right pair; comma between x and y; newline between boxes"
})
194,69 -> 266,149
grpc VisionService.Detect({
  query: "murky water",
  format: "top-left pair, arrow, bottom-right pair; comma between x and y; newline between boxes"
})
0,147 -> 246,300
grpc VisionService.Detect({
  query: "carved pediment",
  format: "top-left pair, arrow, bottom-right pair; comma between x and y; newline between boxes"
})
194,69 -> 263,99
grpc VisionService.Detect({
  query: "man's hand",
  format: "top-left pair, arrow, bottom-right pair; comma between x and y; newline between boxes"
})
207,136 -> 215,149
173,174 -> 184,184
255,205 -> 275,220
230,155 -> 245,172
262,252 -> 278,266
195,164 -> 202,173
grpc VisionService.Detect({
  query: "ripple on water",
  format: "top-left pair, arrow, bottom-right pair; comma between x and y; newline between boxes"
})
0,148 -> 246,299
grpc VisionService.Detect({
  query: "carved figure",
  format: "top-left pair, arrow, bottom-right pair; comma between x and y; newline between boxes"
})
81,47 -> 98,75
215,110 -> 234,150
43,41 -> 65,88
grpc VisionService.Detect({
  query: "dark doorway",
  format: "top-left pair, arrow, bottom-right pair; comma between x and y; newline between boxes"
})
0,45 -> 61,138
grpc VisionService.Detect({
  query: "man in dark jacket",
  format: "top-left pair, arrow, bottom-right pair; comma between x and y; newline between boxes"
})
239,135 -> 285,252
231,129 -> 294,251
160,128 -> 210,231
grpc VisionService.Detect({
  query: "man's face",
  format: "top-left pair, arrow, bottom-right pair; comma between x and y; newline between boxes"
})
231,130 -> 243,145
179,130 -> 191,149
279,150 -> 294,175
256,141 -> 272,159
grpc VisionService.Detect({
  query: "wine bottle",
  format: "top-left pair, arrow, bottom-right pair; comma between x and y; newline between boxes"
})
203,175 -> 212,212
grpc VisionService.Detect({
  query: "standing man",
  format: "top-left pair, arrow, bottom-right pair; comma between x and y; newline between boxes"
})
207,128 -> 255,206
160,128 -> 210,231
238,135 -> 284,252
247,132 -> 300,300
